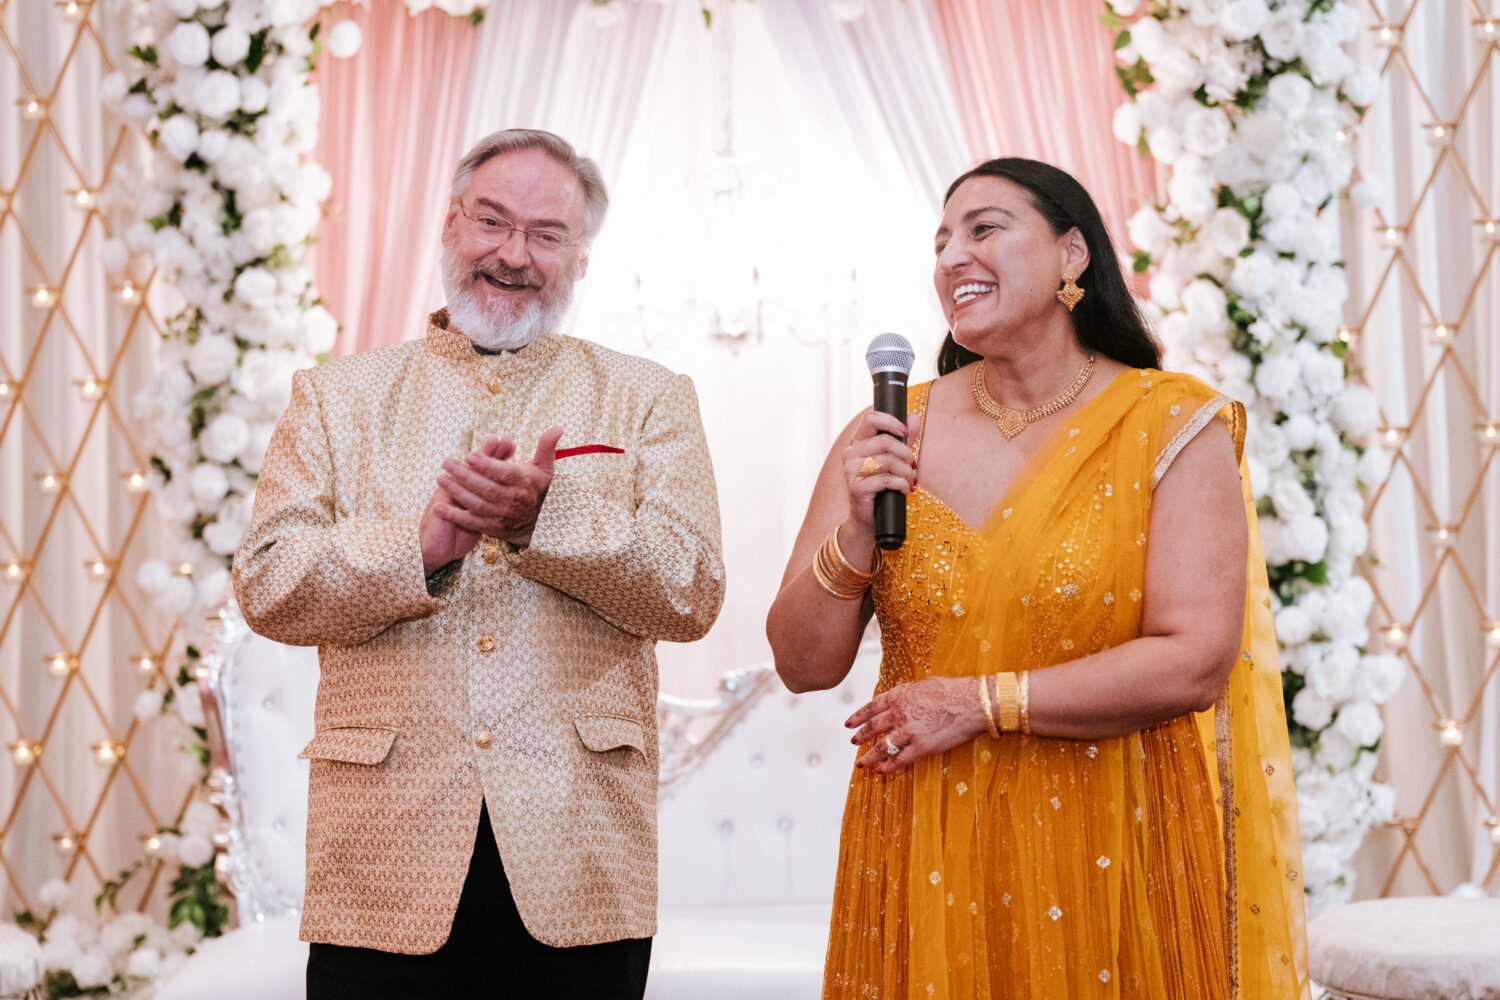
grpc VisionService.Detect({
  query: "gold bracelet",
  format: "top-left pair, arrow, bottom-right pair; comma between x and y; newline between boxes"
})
993,672 -> 1020,734
810,527 -> 882,600
978,675 -> 1000,738
1018,671 -> 1031,736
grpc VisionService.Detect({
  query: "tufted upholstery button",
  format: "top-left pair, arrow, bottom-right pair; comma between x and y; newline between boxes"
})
477,634 -> 495,652
778,817 -> 793,831
750,753 -> 763,768
718,819 -> 734,834
261,697 -> 275,711
807,753 -> 821,767
272,819 -> 284,833
473,729 -> 492,749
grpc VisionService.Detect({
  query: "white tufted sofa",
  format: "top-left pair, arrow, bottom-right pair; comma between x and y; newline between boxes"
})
157,608 -> 878,1000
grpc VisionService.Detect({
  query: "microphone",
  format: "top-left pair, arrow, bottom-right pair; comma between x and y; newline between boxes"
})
865,333 -> 916,551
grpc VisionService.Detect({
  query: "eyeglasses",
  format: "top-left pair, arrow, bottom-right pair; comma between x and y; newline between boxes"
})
456,201 -> 581,256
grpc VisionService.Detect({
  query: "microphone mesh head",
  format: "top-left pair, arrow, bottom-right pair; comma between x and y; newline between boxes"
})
866,333 -> 915,375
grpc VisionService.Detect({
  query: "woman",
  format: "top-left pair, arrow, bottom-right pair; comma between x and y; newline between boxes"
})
766,158 -> 1308,999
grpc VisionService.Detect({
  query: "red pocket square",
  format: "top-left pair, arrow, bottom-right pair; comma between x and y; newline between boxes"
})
555,445 -> 625,459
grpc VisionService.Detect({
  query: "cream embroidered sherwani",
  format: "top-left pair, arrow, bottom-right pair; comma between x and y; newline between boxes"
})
232,312 -> 725,954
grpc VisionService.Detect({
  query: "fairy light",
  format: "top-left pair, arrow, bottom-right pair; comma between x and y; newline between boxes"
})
1485,622 -> 1500,649
1336,327 -> 1358,345
46,652 -> 78,677
1381,226 -> 1405,247
1478,424 -> 1499,446
135,653 -> 157,675
8,741 -> 41,765
85,559 -> 110,580
52,832 -> 78,857
1481,219 -> 1500,243
3,561 -> 27,583
1374,24 -> 1400,46
69,188 -> 94,209
29,286 -> 55,308
1431,323 -> 1453,344
118,281 -> 138,303
20,97 -> 46,120
1430,525 -> 1457,551
1382,624 -> 1408,649
1438,720 -> 1464,748
91,740 -> 124,766
1380,427 -> 1405,445
176,562 -> 193,576
57,0 -> 85,20
0,381 -> 11,398
37,472 -> 64,494
78,378 -> 105,401
141,833 -> 162,855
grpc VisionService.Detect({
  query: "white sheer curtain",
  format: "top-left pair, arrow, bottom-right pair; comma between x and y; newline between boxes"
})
1346,0 -> 1499,896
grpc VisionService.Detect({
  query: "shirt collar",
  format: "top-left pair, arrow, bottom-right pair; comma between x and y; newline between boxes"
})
424,309 -> 562,372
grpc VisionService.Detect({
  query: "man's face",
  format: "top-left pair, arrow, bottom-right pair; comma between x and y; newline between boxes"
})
440,147 -> 590,351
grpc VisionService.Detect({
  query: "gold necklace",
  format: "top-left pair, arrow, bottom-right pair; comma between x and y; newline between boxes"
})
971,354 -> 1097,440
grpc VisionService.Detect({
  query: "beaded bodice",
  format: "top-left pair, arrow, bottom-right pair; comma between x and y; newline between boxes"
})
869,384 -> 976,693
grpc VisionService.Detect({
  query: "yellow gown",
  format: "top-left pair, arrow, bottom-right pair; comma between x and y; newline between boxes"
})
823,371 -> 1308,1000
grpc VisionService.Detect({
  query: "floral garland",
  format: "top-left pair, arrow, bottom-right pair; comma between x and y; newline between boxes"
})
1106,0 -> 1400,913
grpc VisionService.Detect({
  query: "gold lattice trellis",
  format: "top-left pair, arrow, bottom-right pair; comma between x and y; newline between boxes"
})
1345,0 -> 1500,897
0,0 -> 191,918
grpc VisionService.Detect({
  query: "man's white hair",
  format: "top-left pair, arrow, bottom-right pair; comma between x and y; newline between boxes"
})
450,128 -> 609,242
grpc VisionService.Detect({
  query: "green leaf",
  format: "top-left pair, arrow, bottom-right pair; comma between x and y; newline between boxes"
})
1193,84 -> 1211,106
184,152 -> 208,173
1131,249 -> 1152,273
1256,496 -> 1276,519
150,455 -> 171,483
1099,11 -> 1120,30
1331,339 -> 1348,359
701,6 -> 712,27
186,645 -> 201,659
220,188 -> 243,236
245,29 -> 269,73
128,78 -> 150,95
1114,29 -> 1131,51
469,8 -> 484,25
1303,560 -> 1330,586
129,44 -> 158,66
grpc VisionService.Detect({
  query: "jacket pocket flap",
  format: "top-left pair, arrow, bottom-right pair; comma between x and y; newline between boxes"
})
298,726 -> 397,765
573,715 -> 646,756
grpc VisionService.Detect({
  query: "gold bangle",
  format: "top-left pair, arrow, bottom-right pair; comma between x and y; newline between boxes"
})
810,527 -> 882,600
993,672 -> 1020,734
1018,671 -> 1031,736
978,675 -> 1000,739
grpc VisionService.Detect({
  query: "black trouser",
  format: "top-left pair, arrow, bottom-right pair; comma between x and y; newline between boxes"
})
307,804 -> 652,1000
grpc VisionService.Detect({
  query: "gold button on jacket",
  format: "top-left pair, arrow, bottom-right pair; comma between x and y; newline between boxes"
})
234,313 -> 725,954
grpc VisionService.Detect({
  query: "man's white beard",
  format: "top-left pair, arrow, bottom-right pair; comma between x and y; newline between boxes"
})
440,242 -> 575,352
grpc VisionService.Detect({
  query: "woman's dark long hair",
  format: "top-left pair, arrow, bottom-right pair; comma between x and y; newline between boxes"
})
935,158 -> 1161,376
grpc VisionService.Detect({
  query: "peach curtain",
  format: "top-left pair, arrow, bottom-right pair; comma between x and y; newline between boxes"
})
927,0 -> 1159,250
310,3 -> 480,356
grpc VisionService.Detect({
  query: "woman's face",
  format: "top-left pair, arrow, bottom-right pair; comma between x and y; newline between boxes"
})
932,175 -> 1083,356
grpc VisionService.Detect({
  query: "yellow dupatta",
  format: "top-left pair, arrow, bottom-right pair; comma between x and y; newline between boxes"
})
905,370 -> 1308,999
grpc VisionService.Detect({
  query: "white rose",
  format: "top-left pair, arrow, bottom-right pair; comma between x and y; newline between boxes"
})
1262,182 -> 1301,221
1135,90 -> 1172,131
201,412 -> 251,463
1308,643 -> 1358,701
1208,207 -> 1250,258
1274,604 -> 1314,646
1186,0 -> 1225,27
158,114 -> 200,162
1335,700 -> 1383,746
1254,352 -> 1299,402
1129,16 -> 1167,63
1270,475 -> 1315,522
1181,107 -> 1231,158
134,689 -> 162,721
299,306 -> 339,355
101,914 -> 149,957
1127,205 -> 1170,257
1261,7 -> 1305,61
1228,253 -> 1274,301
167,21 -> 211,67
70,950 -> 113,990
187,332 -> 238,384
1113,102 -> 1143,147
183,800 -> 220,839
38,877 -> 70,910
1297,791 -> 1328,839
178,833 -> 215,868
1152,50 -> 1201,95
1301,27 -> 1353,87
158,575 -> 197,615
1292,686 -> 1335,729
1319,591 -> 1369,646
126,947 -> 162,980
1290,106 -> 1341,153
210,24 -> 251,66
1219,0 -> 1269,41
1180,280 -> 1230,335
135,559 -> 173,595
1316,727 -> 1358,771
170,922 -> 203,950
1279,412 -> 1315,450
1236,112 -> 1285,161
1108,0 -> 1140,13
1146,125 -> 1182,165
1343,65 -> 1380,107
203,516 -> 242,556
1283,515 -> 1330,563
1302,349 -> 1346,401
195,69 -> 240,119
165,0 -> 200,14
241,208 -> 278,255
1266,72 -> 1313,118
240,76 -> 270,114
1333,385 -> 1380,437
1301,842 -> 1344,890
190,462 -> 230,506
233,267 -> 277,309
327,20 -> 363,58
1246,418 -> 1289,471
1359,654 -> 1406,704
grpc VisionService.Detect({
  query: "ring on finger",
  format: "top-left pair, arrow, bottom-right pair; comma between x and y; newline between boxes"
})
883,737 -> 900,756
858,456 -> 881,478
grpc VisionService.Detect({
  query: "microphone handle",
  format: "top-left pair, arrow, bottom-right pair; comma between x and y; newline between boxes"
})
872,373 -> 908,550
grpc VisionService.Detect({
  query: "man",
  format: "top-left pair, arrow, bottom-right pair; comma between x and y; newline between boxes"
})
233,129 -> 725,999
